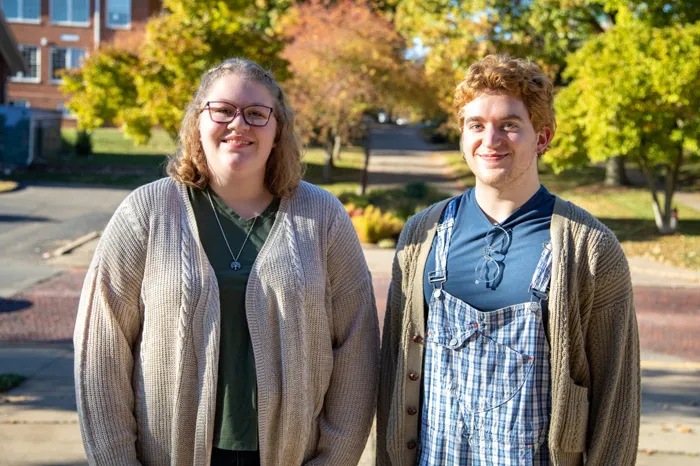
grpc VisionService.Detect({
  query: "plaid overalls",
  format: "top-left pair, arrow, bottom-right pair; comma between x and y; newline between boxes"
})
418,198 -> 552,465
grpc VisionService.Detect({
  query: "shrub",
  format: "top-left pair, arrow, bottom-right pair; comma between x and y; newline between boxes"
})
351,205 -> 404,243
404,181 -> 427,199
339,182 -> 450,221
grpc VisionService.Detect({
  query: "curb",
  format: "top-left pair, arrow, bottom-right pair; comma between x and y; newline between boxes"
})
41,230 -> 101,259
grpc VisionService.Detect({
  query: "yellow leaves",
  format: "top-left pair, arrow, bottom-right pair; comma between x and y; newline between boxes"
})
349,205 -> 405,244
553,20 -> 700,174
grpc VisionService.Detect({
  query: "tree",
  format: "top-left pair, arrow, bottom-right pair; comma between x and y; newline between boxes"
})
62,0 -> 290,142
61,48 -> 151,142
280,0 -> 432,183
547,19 -> 700,234
390,0 -> 700,184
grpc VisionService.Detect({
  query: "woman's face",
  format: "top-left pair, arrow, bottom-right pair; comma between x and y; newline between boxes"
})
199,73 -> 278,187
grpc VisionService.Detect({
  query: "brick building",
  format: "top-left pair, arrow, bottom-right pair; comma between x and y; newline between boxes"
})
0,8 -> 26,103
2,0 -> 161,114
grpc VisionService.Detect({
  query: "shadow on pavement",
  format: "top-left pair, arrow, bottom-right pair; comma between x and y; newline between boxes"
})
641,368 -> 700,417
0,298 -> 33,313
0,344 -> 77,413
598,217 -> 700,243
0,214 -> 54,223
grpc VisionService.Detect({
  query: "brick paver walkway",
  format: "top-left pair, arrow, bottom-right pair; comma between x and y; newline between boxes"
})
2,270 -> 699,362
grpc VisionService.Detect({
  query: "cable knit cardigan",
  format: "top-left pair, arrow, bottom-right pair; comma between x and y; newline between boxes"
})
74,178 -> 380,466
377,196 -> 640,466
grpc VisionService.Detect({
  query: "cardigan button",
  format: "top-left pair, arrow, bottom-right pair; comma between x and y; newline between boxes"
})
407,407 -> 417,415
412,335 -> 424,344
407,440 -> 417,449
408,372 -> 419,381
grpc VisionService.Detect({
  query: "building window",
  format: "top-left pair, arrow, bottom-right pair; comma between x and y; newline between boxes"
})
50,0 -> 89,25
1,0 -> 41,22
107,0 -> 130,28
50,47 -> 85,82
10,45 -> 40,82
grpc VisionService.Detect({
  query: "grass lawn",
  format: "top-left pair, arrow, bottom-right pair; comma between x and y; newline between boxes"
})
303,147 -> 364,194
441,151 -> 700,270
12,128 -> 365,192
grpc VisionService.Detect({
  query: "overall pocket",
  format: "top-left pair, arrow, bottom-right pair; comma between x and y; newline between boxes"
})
426,325 -> 534,413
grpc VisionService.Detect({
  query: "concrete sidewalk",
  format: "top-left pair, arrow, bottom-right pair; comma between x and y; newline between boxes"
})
0,243 -> 698,466
1,333 -> 700,464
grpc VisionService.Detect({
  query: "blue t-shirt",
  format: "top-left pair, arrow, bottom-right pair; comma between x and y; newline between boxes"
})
423,185 -> 555,321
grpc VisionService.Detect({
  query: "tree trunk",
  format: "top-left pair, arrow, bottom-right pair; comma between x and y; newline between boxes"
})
323,140 -> 335,184
604,155 -> 629,186
359,131 -> 371,195
657,142 -> 684,235
332,135 -> 342,162
638,145 -> 681,235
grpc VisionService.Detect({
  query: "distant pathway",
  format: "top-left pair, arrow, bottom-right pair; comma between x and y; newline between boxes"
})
366,124 -> 463,195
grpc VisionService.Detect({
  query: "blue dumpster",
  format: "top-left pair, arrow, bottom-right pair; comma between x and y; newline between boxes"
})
0,106 -> 62,170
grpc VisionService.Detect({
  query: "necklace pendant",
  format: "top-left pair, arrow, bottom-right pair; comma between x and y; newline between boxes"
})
230,261 -> 241,270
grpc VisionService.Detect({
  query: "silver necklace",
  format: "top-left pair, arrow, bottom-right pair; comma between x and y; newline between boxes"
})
206,188 -> 258,271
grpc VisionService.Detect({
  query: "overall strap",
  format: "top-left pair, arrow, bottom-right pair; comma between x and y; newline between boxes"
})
529,241 -> 553,302
428,197 -> 460,294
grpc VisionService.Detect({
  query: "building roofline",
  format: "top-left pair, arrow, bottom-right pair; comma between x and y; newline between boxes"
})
0,8 -> 27,75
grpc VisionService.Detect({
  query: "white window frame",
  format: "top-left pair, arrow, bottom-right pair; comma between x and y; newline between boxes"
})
9,44 -> 41,83
49,47 -> 85,84
49,0 -> 90,27
106,0 -> 131,29
2,0 -> 42,24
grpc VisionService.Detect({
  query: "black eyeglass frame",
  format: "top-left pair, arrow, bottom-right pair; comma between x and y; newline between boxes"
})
202,101 -> 275,127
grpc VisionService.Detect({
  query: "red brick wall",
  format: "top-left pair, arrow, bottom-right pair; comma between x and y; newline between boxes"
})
6,0 -> 161,112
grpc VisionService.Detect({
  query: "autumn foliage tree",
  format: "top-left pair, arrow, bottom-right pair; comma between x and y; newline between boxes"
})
62,0 -> 290,143
281,0 -> 430,182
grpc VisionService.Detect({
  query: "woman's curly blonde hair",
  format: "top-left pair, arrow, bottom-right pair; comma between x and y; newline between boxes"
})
454,55 -> 556,140
167,58 -> 304,197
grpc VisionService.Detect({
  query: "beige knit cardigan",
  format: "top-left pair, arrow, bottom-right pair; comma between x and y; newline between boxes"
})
74,178 -> 380,465
376,196 -> 640,466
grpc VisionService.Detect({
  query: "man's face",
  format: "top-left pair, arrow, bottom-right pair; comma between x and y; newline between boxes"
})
460,93 -> 550,190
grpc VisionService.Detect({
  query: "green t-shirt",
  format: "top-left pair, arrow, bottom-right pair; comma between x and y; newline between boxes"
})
189,187 -> 280,451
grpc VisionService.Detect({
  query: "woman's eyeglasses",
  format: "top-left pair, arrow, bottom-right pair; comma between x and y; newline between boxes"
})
202,101 -> 274,127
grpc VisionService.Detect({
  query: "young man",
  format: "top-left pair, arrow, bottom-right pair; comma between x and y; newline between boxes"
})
377,55 -> 640,465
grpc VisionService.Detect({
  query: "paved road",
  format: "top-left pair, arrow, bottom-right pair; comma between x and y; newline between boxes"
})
0,182 -> 130,298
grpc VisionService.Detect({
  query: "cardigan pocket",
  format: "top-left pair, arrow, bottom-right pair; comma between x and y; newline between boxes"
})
559,378 -> 589,452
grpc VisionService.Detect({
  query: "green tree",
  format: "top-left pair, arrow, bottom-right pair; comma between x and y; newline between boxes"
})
548,19 -> 700,234
61,48 -> 150,142
280,0 -> 431,182
62,0 -> 290,143
391,0 -> 700,183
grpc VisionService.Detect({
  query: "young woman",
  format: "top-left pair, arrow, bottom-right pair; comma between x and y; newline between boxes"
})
74,58 -> 379,466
